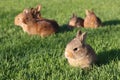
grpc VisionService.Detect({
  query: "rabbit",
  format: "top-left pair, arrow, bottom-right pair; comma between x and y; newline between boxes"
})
84,10 -> 102,28
14,9 -> 58,37
68,13 -> 84,29
65,30 -> 97,68
29,5 -> 59,31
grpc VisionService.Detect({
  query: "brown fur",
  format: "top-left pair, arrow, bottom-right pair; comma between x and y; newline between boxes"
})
84,10 -> 102,28
14,9 -> 58,37
65,30 -> 97,68
30,5 -> 43,20
68,14 -> 84,28
29,5 -> 59,31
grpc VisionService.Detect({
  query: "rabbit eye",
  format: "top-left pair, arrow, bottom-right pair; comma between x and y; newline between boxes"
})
73,48 -> 78,51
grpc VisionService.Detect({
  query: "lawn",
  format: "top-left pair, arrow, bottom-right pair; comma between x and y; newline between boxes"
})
0,0 -> 120,80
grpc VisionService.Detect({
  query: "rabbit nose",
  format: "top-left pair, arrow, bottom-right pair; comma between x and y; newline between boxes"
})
65,51 -> 74,58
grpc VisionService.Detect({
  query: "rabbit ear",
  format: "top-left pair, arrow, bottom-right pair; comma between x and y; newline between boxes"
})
76,30 -> 87,42
23,9 -> 29,14
72,13 -> 77,17
80,32 -> 87,43
86,9 -> 94,15
85,9 -> 90,15
30,8 -> 34,12
36,5 -> 41,12
76,30 -> 82,38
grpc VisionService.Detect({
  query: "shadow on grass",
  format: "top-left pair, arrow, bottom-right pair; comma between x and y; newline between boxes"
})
97,49 -> 120,66
103,20 -> 120,26
58,24 -> 73,33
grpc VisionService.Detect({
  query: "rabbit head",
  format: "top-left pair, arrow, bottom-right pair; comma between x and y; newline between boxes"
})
85,10 -> 95,16
68,14 -> 78,27
30,5 -> 42,19
14,9 -> 34,26
68,13 -> 84,28
65,30 -> 87,59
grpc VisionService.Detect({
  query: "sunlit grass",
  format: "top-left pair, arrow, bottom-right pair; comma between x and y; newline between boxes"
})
0,0 -> 120,80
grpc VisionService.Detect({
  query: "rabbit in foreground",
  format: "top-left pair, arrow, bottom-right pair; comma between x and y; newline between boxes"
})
65,30 -> 97,68
84,10 -> 102,28
68,14 -> 84,29
14,9 -> 58,37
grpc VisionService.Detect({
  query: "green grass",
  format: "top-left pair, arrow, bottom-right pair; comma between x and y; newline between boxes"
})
0,0 -> 120,80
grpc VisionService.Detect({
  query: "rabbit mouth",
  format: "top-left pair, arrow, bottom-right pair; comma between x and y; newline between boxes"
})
65,51 -> 75,59
65,51 -> 86,60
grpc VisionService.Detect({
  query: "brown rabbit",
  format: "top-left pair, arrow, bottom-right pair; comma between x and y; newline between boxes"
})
14,9 -> 58,37
65,30 -> 97,68
84,10 -> 102,28
68,14 -> 84,28
29,5 -> 59,31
